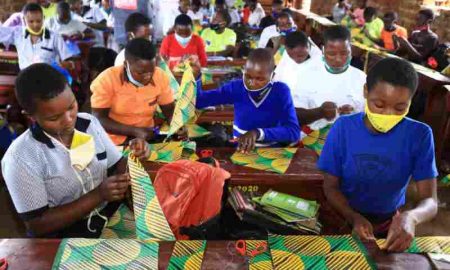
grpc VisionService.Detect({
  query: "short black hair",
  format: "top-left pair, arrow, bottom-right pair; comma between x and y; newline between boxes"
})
125,13 -> 151,33
214,9 -> 232,26
383,11 -> 398,21
247,48 -> 274,69
273,0 -> 283,6
125,38 -> 156,61
57,2 -> 71,12
419,8 -> 435,21
285,31 -> 308,49
215,0 -> 225,6
323,25 -> 351,44
174,14 -> 193,27
15,63 -> 68,113
367,58 -> 418,94
277,11 -> 292,21
22,3 -> 43,14
363,7 -> 377,18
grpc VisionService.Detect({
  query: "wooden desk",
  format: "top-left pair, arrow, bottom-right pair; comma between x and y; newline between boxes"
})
291,9 -> 336,47
144,147 -> 345,234
0,51 -> 19,75
0,238 -> 444,270
206,58 -> 246,67
197,106 -> 234,123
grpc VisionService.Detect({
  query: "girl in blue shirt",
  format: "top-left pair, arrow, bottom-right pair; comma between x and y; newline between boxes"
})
319,58 -> 438,252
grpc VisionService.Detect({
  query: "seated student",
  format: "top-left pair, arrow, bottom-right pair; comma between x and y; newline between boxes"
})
188,0 -> 205,22
160,14 -> 207,70
200,0 -> 213,20
332,0 -> 349,24
194,48 -> 300,152
0,3 -> 80,70
259,0 -> 283,29
91,38 -> 175,145
68,0 -> 108,47
1,63 -> 150,238
114,13 -> 152,66
357,7 -> 384,47
258,11 -> 295,49
201,9 -> 236,57
395,8 -> 438,64
378,12 -> 407,52
247,0 -> 265,27
273,31 -> 321,94
46,2 -> 95,41
295,26 -> 366,131
319,58 -> 438,250
163,0 -> 190,36
214,0 -> 241,26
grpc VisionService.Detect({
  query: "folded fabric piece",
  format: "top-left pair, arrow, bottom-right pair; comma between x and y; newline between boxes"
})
246,240 -> 273,270
268,234 -> 375,270
159,58 -> 180,97
147,141 -> 197,163
52,238 -> 159,270
100,204 -> 136,239
301,125 -> 332,156
167,240 -> 207,270
167,62 -> 197,139
376,237 -> 450,254
231,148 -> 297,174
129,155 -> 176,241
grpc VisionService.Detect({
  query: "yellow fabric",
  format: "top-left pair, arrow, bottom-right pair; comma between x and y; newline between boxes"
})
69,129 -> 95,171
201,28 -> 237,53
365,102 -> 409,133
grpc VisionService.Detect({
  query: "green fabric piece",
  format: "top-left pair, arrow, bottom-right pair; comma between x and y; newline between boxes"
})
231,148 -> 297,174
100,204 -> 136,239
167,240 -> 207,270
376,237 -> 450,254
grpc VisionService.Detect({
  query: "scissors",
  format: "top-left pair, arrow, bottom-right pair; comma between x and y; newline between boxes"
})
200,149 -> 213,158
235,240 -> 267,257
0,258 -> 8,270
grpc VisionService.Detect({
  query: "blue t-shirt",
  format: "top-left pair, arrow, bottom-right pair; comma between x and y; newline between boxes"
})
318,113 -> 437,214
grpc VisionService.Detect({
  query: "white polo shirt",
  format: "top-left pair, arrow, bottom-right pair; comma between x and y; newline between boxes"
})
45,17 -> 88,37
80,7 -> 107,47
114,49 -> 125,66
0,26 -> 80,69
294,64 -> 366,130
248,3 -> 265,27
1,113 -> 122,221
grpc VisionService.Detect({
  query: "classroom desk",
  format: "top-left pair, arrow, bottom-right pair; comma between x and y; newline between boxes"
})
196,106 -> 234,123
206,58 -> 246,67
291,9 -> 336,47
1,238 -> 446,270
143,147 -> 346,234
0,51 -> 19,75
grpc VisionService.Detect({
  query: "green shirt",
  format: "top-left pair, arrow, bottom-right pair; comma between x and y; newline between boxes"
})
361,17 -> 384,46
201,28 -> 237,53
42,3 -> 57,19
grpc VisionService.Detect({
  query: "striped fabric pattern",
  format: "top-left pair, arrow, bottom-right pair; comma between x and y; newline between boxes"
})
100,204 -> 136,239
246,240 -> 273,270
128,155 -> 176,241
159,58 -> 180,97
167,240 -> 207,270
377,236 -> 450,254
231,148 -> 297,174
268,234 -> 375,270
301,124 -> 332,156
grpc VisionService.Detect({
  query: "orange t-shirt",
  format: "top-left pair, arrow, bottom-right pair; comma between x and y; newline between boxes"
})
380,25 -> 408,51
90,66 -> 174,145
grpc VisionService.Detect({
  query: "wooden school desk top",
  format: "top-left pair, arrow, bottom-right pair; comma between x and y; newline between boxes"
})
206,57 -> 246,67
197,106 -> 234,123
0,238 -> 444,270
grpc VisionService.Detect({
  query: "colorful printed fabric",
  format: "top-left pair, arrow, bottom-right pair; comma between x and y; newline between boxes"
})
129,155 -> 176,241
52,238 -> 159,270
441,174 -> 450,185
159,58 -> 180,97
376,237 -> 450,254
167,240 -> 207,270
268,234 -> 375,270
246,240 -> 273,270
301,125 -> 332,156
230,148 -> 297,174
160,123 -> 211,139
147,141 -> 197,163
167,62 -> 197,139
100,204 -> 136,239
274,46 -> 286,66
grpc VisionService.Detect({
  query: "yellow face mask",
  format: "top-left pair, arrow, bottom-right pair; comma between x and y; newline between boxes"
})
26,25 -> 44,36
70,129 -> 96,171
365,102 -> 409,133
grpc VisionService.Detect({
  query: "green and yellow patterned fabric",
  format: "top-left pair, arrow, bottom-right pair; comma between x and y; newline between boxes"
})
147,141 -> 197,163
301,125 -> 332,156
100,204 -> 136,239
376,236 -> 450,254
167,240 -> 207,270
52,238 -> 159,270
231,148 -> 297,174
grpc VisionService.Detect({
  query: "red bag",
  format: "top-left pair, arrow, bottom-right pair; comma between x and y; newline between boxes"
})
154,160 -> 230,239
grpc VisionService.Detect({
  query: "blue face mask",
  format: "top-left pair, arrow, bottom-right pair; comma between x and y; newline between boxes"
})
279,26 -> 297,37
126,62 -> 145,87
175,33 -> 192,47
322,55 -> 352,74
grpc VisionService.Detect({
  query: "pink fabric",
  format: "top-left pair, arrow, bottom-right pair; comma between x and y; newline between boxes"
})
353,8 -> 365,26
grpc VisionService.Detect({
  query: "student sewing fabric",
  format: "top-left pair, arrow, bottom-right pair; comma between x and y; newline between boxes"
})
395,8 -> 439,64
379,12 -> 407,52
201,9 -> 236,56
194,48 -> 300,152
319,58 -> 438,251
114,13 -> 152,67
246,0 -> 265,27
160,14 -> 207,70
259,0 -> 283,29
91,38 -> 175,145
68,0 -> 108,47
357,7 -> 384,47
0,3 -> 80,70
45,2 -> 95,41
294,26 -> 366,132
273,31 -> 322,95
1,63 -> 150,238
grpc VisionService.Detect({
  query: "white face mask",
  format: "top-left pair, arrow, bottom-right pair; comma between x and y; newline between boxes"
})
175,33 -> 192,47
126,61 -> 145,87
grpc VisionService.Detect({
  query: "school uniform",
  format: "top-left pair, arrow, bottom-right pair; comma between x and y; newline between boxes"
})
79,6 -> 107,47
247,3 -> 265,27
196,79 -> 300,145
318,113 -> 437,224
0,26 -> 80,69
1,113 -> 122,238
45,17 -> 88,37
160,34 -> 208,69
293,63 -> 366,131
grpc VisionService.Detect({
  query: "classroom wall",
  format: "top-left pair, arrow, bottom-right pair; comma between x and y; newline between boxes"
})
0,0 -> 27,22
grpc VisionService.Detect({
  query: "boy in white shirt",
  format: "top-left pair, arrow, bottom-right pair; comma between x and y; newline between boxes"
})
68,0 -> 107,47
247,0 -> 265,27
295,25 -> 366,131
